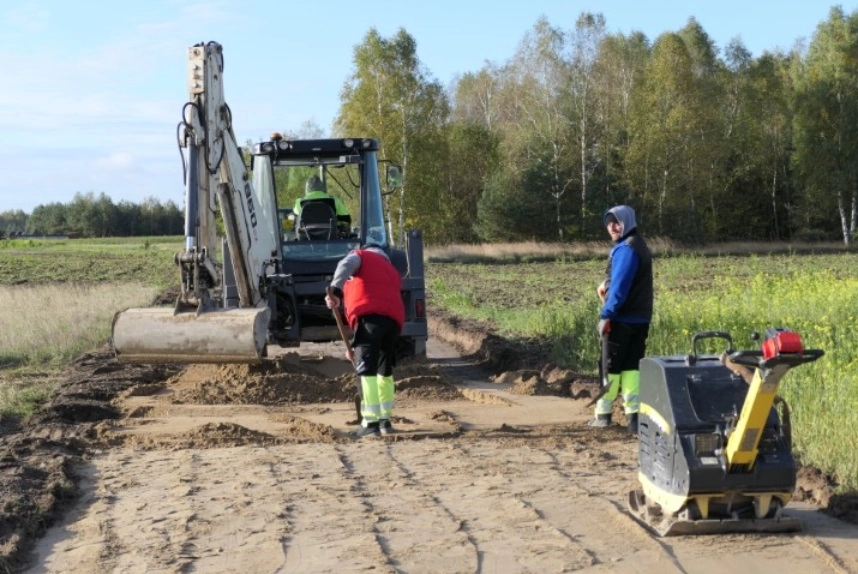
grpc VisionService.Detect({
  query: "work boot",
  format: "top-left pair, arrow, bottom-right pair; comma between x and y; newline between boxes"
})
351,423 -> 380,439
587,414 -> 611,428
627,413 -> 639,434
379,419 -> 394,436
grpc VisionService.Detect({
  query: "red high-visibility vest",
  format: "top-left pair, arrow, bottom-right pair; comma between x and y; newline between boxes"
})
343,250 -> 404,330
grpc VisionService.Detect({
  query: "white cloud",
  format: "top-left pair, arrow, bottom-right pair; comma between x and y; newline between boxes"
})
0,1 -> 249,147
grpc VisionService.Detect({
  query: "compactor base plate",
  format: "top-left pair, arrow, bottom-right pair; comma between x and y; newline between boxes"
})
627,489 -> 802,537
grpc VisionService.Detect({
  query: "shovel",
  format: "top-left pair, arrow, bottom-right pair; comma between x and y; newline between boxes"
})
326,287 -> 361,425
586,332 -> 611,408
586,284 -> 611,407
326,286 -> 354,364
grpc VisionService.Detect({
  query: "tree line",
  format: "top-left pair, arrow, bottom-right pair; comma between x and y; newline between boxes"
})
336,6 -> 858,246
1,192 -> 183,238
8,7 -> 857,247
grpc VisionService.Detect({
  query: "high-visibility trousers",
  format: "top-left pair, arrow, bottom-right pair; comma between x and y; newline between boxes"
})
359,374 -> 395,425
594,370 -> 639,416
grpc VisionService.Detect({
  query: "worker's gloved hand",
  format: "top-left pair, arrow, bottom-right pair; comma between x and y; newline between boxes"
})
325,294 -> 340,309
597,318 -> 611,338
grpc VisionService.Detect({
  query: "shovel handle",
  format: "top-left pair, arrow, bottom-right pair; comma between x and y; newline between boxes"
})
586,333 -> 611,407
326,286 -> 351,350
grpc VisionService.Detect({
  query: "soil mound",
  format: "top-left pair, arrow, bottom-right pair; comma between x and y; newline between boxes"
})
491,366 -> 593,398
396,376 -> 465,401
164,354 -> 466,406
127,417 -> 339,450
168,363 -> 357,405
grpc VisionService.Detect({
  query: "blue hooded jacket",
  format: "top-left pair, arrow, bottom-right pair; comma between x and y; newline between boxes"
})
599,205 -> 653,323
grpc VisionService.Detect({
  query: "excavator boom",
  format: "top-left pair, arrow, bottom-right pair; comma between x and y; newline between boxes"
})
112,42 -> 278,364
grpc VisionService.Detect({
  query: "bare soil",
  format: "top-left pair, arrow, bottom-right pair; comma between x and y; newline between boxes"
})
1,311 -> 857,573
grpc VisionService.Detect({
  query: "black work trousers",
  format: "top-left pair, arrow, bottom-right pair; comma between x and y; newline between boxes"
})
606,321 -> 650,374
351,314 -> 399,377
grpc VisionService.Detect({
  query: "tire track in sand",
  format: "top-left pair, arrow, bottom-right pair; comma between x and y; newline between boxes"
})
346,440 -> 480,573
384,438 -> 596,573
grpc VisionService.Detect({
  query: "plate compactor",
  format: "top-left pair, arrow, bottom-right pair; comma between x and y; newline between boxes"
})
628,328 -> 823,536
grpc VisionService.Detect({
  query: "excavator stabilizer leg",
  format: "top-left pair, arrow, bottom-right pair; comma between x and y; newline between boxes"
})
112,306 -> 270,364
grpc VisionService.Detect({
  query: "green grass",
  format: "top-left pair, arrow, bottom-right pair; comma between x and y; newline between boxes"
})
427,250 -> 858,489
0,237 -> 180,287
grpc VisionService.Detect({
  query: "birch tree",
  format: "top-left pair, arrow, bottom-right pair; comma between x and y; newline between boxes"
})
792,7 -> 858,244
337,28 -> 448,245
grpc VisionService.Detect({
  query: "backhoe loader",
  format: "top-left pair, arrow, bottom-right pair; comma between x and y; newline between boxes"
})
111,41 -> 427,364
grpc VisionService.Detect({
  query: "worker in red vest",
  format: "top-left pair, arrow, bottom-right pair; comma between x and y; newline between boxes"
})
325,245 -> 405,438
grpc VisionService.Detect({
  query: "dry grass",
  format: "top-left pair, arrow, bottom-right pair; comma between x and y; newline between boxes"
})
0,282 -> 158,415
425,239 -> 852,262
0,283 -> 157,363
426,240 -> 608,262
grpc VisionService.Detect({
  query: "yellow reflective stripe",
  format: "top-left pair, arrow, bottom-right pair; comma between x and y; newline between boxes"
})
640,402 -> 670,434
378,375 -> 395,418
594,374 -> 622,415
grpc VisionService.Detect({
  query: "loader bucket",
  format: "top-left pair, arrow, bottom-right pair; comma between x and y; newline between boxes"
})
112,306 -> 270,364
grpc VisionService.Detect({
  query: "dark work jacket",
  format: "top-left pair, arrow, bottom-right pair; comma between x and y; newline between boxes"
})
601,230 -> 653,323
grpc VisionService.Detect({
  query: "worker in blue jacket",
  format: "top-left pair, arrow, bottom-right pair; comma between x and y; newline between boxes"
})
591,205 -> 653,434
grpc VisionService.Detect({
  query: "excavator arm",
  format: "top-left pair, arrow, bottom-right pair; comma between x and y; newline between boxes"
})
111,42 -> 280,364
181,41 -> 279,310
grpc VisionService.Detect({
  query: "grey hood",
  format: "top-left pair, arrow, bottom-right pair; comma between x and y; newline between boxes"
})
604,205 -> 637,236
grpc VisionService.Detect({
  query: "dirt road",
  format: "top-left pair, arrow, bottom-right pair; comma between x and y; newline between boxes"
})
5,317 -> 858,573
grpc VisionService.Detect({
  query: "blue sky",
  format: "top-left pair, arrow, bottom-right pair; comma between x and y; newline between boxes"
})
0,0 -> 847,214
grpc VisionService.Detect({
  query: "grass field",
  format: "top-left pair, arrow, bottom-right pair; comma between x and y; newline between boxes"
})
1,236 -> 856,490
0,236 -> 180,287
0,237 -> 179,416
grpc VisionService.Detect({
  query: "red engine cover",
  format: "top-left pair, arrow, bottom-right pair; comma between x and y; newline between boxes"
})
762,331 -> 803,359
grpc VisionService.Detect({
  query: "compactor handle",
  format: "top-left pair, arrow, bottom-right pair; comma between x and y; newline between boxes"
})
687,331 -> 734,366
728,348 -> 825,370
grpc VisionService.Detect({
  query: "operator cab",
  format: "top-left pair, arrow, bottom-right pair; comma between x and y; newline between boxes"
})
251,137 -> 399,264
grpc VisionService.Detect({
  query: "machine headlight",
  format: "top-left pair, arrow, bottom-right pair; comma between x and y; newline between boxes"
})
343,138 -> 354,148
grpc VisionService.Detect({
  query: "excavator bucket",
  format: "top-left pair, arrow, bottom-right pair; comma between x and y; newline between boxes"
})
112,306 -> 270,364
